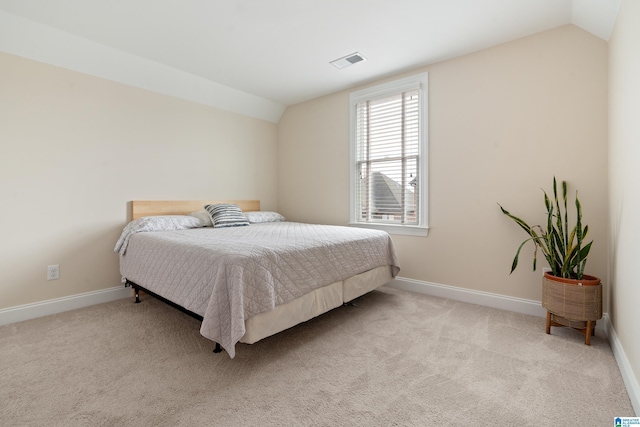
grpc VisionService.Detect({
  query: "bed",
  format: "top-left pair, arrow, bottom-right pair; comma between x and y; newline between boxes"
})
116,200 -> 400,357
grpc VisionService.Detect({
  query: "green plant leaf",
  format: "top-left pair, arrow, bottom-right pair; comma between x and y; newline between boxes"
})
498,204 -> 533,235
562,179 -> 569,249
498,178 -> 593,280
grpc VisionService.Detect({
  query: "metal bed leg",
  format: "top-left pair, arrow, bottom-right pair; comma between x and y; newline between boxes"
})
125,280 -> 141,304
213,342 -> 222,353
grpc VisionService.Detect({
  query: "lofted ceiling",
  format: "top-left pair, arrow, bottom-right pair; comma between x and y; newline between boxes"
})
0,0 -> 620,122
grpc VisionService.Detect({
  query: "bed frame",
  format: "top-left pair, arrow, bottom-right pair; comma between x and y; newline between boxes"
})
124,200 -> 393,355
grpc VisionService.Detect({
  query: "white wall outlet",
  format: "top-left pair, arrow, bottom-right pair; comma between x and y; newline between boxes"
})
542,267 -> 552,276
47,264 -> 60,281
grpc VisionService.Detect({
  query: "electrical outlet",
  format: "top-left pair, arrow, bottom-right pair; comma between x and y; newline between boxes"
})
542,267 -> 552,276
47,265 -> 60,281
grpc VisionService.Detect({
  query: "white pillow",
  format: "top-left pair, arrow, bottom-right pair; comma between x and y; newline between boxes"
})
244,211 -> 285,223
114,215 -> 205,255
189,210 -> 213,227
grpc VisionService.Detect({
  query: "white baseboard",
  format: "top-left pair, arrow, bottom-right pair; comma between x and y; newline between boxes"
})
0,286 -> 131,327
388,276 -> 615,332
388,276 -> 548,318
604,314 -> 640,416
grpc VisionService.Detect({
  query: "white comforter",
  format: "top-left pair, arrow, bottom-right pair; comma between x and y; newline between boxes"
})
119,221 -> 400,357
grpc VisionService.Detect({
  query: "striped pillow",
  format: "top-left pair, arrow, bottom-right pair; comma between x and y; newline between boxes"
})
204,204 -> 250,228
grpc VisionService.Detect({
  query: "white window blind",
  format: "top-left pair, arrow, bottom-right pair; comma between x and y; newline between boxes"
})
354,89 -> 420,225
350,73 -> 427,237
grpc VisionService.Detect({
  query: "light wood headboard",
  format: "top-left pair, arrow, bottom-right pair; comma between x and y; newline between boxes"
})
131,200 -> 261,220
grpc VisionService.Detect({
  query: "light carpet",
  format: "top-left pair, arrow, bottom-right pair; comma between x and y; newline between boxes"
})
0,286 -> 634,426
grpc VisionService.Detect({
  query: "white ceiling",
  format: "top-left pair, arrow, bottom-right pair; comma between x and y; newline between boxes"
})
0,0 -> 621,122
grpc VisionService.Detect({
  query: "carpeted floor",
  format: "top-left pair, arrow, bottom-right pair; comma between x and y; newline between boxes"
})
0,286 -> 634,426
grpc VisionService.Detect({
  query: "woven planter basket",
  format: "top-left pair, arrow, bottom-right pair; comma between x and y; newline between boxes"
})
541,273 -> 602,322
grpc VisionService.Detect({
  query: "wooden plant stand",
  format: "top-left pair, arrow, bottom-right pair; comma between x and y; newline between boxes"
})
545,312 -> 597,345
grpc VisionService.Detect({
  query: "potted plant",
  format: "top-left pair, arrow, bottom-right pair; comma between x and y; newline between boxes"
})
498,177 -> 602,345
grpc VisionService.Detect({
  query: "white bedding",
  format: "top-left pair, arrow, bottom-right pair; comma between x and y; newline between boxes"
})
118,221 -> 400,357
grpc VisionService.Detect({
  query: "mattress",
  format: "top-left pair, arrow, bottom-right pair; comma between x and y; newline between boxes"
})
119,221 -> 400,357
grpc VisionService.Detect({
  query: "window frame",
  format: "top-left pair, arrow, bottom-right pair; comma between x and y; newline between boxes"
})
349,73 -> 429,237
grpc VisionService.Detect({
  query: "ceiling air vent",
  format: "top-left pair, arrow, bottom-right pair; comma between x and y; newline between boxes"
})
330,52 -> 367,69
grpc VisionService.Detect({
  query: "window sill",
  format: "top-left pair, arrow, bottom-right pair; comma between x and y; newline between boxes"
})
348,222 -> 429,237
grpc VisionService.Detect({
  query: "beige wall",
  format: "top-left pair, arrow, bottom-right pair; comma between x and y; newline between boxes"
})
0,52 -> 278,309
609,0 -> 640,406
279,24 -> 609,303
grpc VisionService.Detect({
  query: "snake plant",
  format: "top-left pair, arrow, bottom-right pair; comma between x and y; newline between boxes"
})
498,177 -> 593,280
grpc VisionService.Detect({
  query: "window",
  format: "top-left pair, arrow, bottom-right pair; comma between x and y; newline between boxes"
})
349,73 -> 428,236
